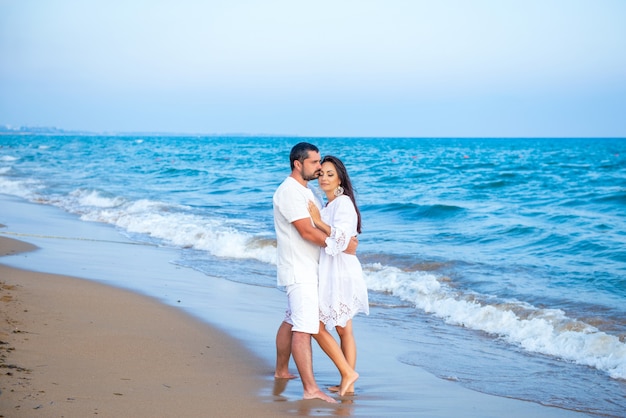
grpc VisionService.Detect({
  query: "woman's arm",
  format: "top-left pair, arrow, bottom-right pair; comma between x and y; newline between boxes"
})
308,199 -> 358,255
307,200 -> 331,236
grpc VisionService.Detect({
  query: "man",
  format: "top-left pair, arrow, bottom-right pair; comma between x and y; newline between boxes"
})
273,142 -> 356,402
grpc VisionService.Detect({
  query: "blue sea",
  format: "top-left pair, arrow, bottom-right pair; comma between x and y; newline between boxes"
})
1,135 -> 625,416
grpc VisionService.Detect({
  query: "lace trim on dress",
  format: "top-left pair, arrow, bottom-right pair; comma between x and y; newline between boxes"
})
324,226 -> 349,256
319,295 -> 369,329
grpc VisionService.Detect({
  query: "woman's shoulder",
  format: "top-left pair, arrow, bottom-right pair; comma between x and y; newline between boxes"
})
333,195 -> 356,211
337,194 -> 353,204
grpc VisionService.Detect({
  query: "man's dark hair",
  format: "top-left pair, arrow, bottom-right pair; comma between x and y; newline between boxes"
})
289,142 -> 319,170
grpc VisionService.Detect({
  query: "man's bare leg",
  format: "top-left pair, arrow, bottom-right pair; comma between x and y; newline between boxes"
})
291,330 -> 337,403
275,321 -> 297,379
312,322 -> 359,396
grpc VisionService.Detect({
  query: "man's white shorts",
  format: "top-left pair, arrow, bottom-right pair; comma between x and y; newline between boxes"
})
283,282 -> 319,334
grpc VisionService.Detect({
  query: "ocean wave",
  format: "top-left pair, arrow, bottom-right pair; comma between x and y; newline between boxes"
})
51,190 -> 278,265
158,167 -> 208,178
68,188 -> 126,208
363,263 -> 626,380
0,177 -> 43,198
593,192 -> 626,206
0,180 -> 277,265
363,202 -> 465,220
470,179 -> 513,190
501,224 -> 540,238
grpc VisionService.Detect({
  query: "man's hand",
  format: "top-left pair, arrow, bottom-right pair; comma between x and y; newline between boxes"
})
344,236 -> 358,255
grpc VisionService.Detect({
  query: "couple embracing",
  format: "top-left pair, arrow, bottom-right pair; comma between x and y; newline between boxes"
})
273,142 -> 369,403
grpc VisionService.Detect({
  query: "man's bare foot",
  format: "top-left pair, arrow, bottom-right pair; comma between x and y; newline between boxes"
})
274,371 -> 297,379
339,370 -> 359,396
303,389 -> 338,403
328,385 -> 340,392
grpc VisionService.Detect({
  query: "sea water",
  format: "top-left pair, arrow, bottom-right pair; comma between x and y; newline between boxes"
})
1,135 -> 625,416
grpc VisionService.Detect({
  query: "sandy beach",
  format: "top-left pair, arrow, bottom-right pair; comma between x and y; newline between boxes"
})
0,196 -> 594,417
0,236 -> 297,417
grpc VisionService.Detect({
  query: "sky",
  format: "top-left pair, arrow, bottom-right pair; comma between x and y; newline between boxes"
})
1,0 -> 625,137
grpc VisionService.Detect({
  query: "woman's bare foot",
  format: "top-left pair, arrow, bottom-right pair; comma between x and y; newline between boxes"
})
329,383 -> 356,394
339,370 -> 359,396
273,377 -> 291,396
274,371 -> 297,379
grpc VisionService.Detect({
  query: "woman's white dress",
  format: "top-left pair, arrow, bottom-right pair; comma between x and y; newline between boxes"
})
318,195 -> 369,329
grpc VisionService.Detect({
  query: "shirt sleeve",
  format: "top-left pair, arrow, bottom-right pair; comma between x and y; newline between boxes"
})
276,180 -> 314,223
324,197 -> 357,256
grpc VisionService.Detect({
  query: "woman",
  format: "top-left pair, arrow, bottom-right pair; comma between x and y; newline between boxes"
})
308,155 -> 369,394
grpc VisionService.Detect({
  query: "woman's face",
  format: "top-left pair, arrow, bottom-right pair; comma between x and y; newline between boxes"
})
318,161 -> 341,194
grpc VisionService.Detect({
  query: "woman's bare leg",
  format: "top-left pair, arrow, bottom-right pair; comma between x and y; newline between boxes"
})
336,320 -> 357,393
312,321 -> 359,396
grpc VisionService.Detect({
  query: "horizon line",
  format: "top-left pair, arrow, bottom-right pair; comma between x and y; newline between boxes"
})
1,125 -> 624,139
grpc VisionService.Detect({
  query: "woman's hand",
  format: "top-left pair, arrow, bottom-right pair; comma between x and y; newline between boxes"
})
308,200 -> 322,225
308,200 -> 331,236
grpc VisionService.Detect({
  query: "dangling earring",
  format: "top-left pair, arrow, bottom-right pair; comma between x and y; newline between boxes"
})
334,186 -> 344,197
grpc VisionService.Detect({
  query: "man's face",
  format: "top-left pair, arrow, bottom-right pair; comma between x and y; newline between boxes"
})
299,151 -> 322,181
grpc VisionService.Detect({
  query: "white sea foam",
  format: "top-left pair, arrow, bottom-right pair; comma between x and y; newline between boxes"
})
0,155 -> 18,162
363,263 -> 626,380
52,190 -> 277,265
0,177 -> 42,199
69,189 -> 126,208
0,181 -> 277,265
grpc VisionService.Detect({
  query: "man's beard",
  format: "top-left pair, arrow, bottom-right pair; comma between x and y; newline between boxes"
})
301,169 -> 320,181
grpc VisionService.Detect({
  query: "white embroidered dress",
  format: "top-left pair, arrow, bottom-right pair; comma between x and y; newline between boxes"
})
318,195 -> 369,329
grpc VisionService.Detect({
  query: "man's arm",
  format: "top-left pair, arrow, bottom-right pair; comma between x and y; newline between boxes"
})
293,218 -> 328,247
293,217 -> 359,255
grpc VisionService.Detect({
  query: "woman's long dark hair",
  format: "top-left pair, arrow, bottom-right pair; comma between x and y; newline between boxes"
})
322,155 -> 362,234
